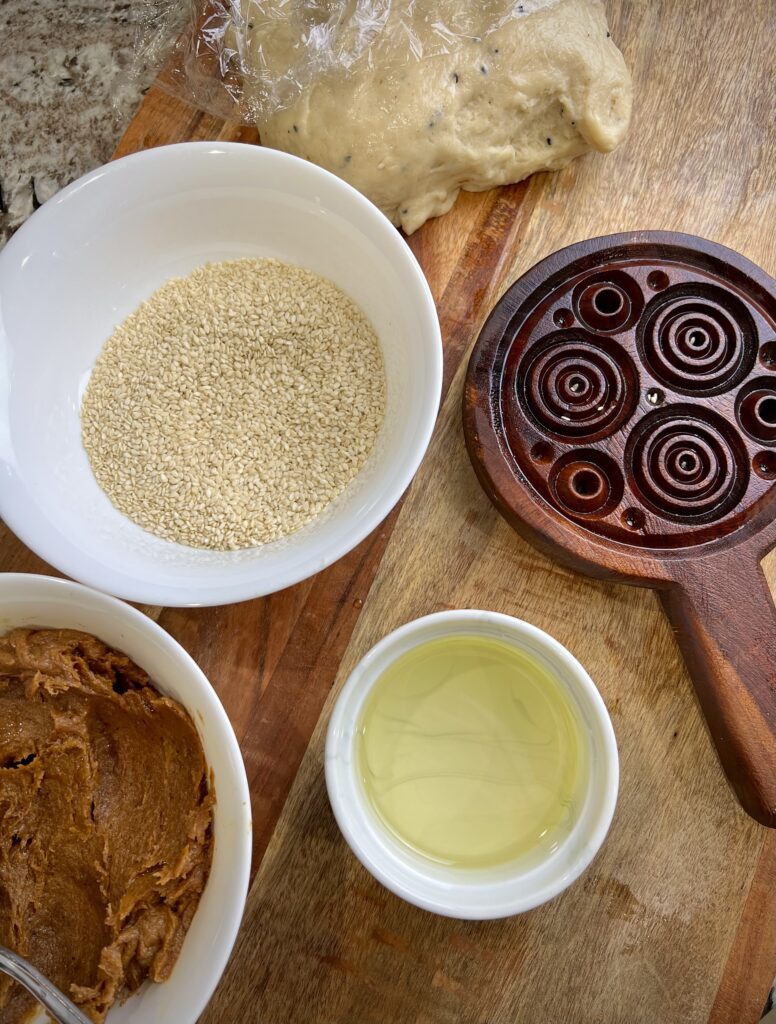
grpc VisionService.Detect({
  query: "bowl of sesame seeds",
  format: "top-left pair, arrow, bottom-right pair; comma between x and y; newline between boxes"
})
0,142 -> 442,606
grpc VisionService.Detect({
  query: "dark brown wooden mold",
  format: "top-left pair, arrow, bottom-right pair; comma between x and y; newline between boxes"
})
463,231 -> 776,827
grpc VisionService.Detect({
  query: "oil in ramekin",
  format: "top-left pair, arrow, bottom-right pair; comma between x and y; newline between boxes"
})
357,634 -> 587,868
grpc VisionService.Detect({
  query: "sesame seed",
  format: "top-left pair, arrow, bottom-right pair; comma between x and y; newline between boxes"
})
81,258 -> 385,550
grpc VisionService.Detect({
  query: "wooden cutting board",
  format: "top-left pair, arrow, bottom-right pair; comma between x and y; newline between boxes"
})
2,1 -> 775,1021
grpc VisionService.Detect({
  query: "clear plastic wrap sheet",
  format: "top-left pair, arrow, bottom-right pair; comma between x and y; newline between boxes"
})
130,0 -> 561,125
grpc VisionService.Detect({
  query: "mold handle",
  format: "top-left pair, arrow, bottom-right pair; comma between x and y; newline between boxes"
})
661,557 -> 776,827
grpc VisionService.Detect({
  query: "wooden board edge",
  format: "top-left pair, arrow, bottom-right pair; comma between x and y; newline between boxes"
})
710,832 -> 776,1024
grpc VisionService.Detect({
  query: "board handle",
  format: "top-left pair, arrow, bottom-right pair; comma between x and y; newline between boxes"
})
660,557 -> 776,827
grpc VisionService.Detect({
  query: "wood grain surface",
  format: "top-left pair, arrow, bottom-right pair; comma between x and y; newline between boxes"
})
1,1 -> 774,1022
200,2 -> 776,1022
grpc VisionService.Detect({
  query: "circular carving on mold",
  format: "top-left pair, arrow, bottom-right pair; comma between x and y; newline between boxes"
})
621,507 -> 645,531
549,450 -> 624,518
530,441 -> 553,463
754,451 -> 776,480
759,341 -> 776,369
753,452 -> 776,479
639,283 -> 757,395
519,332 -> 639,442
647,270 -> 670,292
737,377 -> 776,444
645,387 -> 665,407
626,406 -> 748,522
573,270 -> 644,333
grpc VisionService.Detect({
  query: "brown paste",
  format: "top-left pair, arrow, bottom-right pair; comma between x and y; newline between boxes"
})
0,629 -> 214,1024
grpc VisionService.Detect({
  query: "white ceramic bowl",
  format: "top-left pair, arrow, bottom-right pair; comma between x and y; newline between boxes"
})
0,142 -> 442,606
326,610 -> 618,919
0,574 -> 251,1023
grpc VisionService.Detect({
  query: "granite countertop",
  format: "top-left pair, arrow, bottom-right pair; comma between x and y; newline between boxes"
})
1,2 -> 775,1021
0,0 -> 151,247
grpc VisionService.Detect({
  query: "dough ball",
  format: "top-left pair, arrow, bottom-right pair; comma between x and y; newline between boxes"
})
252,0 -> 632,233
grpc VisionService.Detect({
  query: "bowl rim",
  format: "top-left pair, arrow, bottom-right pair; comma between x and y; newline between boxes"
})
0,572 -> 252,1018
0,141 -> 443,607
325,609 -> 619,919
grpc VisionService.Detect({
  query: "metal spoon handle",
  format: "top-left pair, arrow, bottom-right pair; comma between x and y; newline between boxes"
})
0,946 -> 92,1024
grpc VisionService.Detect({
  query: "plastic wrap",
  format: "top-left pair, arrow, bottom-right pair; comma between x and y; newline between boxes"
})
130,0 -> 561,125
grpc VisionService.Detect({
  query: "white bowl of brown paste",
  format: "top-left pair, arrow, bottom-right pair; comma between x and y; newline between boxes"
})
0,574 -> 251,1024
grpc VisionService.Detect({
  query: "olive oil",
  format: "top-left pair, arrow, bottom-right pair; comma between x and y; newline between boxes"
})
357,634 -> 587,869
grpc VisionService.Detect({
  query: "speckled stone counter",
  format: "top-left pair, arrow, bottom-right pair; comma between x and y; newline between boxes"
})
0,0 -> 152,247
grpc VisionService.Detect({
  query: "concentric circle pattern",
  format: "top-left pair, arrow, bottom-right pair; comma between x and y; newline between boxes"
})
520,333 -> 638,441
627,408 -> 748,522
639,284 -> 756,395
573,270 -> 644,334
549,451 -> 624,518
737,377 -> 776,444
466,234 -> 776,551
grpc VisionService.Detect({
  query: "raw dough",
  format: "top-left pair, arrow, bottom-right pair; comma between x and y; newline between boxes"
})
0,629 -> 213,1024
255,0 -> 631,233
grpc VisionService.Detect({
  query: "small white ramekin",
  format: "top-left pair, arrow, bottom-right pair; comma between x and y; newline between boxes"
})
325,609 -> 618,920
